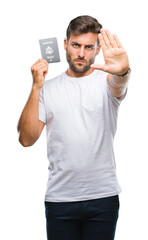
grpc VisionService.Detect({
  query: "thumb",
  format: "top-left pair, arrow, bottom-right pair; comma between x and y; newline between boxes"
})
91,64 -> 108,72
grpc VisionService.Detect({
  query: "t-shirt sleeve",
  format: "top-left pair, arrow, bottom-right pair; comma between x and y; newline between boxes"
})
106,78 -> 127,107
39,86 -> 47,124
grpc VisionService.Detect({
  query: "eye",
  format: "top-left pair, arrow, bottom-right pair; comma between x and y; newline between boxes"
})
86,45 -> 93,50
72,43 -> 80,48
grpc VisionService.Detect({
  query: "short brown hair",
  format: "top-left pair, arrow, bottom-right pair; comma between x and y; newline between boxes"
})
66,15 -> 102,40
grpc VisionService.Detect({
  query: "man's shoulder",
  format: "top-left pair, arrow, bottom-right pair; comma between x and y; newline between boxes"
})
44,72 -> 64,87
94,69 -> 107,78
90,70 -> 108,86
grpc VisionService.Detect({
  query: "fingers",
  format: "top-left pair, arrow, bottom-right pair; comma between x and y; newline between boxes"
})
31,59 -> 48,76
98,33 -> 108,52
99,29 -> 122,50
105,30 -> 118,48
113,34 -> 123,48
32,63 -> 48,75
31,59 -> 49,89
31,59 -> 48,71
100,30 -> 112,49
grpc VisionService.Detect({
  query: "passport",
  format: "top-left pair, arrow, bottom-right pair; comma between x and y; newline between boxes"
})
39,37 -> 60,63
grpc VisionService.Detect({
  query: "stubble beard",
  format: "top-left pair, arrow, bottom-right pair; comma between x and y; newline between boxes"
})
66,50 -> 95,74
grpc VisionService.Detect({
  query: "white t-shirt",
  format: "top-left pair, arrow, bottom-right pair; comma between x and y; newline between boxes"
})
39,70 -> 124,202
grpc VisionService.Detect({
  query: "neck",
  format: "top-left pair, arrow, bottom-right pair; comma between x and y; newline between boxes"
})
66,67 -> 95,78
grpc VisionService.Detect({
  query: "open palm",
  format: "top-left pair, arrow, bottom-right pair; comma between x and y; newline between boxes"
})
91,29 -> 129,75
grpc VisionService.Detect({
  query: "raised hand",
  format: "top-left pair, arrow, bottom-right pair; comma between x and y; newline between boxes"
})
31,59 -> 48,90
91,29 -> 130,76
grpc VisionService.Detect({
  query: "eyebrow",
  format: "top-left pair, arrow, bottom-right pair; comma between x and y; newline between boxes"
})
71,42 -> 95,47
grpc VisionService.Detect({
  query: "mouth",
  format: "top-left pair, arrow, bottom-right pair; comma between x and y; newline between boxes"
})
75,60 -> 86,65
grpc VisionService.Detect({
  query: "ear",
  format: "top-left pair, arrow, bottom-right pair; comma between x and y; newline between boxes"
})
64,38 -> 67,50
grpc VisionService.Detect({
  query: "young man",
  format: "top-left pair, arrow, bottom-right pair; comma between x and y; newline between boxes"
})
18,15 -> 131,240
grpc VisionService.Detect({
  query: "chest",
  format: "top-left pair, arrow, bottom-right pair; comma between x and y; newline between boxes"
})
46,80 -> 106,115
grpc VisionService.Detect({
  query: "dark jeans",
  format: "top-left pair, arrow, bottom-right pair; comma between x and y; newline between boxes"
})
45,195 -> 119,240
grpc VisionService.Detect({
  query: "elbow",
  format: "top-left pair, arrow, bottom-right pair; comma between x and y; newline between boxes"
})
19,138 -> 32,147
18,135 -> 36,147
19,141 -> 32,148
18,127 -> 39,147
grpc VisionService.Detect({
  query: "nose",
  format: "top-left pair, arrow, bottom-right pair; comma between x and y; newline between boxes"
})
78,46 -> 85,58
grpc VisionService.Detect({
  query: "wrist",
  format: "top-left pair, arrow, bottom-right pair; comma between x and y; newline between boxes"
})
32,83 -> 42,92
31,85 -> 42,98
116,67 -> 131,77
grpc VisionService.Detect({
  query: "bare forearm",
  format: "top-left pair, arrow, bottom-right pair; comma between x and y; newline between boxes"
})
18,86 -> 41,146
18,59 -> 48,146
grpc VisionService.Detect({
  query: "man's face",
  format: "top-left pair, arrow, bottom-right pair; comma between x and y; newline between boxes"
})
64,32 -> 100,75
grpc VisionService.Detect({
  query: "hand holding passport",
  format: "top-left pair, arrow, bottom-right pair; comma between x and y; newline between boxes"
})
39,37 -> 60,63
